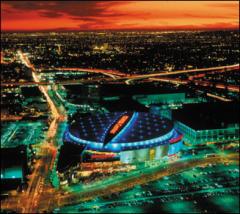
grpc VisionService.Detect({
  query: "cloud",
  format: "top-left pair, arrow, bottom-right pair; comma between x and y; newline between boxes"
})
2,1 -> 239,31
4,1 -> 130,20
199,22 -> 239,29
207,2 -> 238,9
183,13 -> 236,19
39,11 -> 63,18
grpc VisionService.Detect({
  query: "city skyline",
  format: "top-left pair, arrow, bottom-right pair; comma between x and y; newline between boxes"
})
1,1 -> 239,31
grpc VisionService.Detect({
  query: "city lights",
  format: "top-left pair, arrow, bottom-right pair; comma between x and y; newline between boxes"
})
1,1 -> 239,213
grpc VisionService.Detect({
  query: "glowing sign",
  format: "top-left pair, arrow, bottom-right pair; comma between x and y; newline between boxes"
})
91,153 -> 116,159
169,134 -> 183,144
110,115 -> 129,134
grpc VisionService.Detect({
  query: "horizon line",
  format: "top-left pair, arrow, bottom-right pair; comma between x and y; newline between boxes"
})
2,28 -> 239,33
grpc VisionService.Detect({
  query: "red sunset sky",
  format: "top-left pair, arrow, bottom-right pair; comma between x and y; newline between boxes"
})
1,1 -> 239,31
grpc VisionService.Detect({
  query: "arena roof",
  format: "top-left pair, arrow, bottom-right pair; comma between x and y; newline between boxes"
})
68,112 -> 173,143
64,112 -> 181,152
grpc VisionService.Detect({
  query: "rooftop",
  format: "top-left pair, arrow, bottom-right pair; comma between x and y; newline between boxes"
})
172,102 -> 239,130
68,112 -> 173,144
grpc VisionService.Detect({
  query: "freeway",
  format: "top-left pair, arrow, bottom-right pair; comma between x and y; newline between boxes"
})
194,80 -> 240,92
206,93 -> 232,102
149,77 -> 240,93
125,64 -> 239,85
51,67 -> 126,79
1,78 -> 114,87
1,64 -> 239,90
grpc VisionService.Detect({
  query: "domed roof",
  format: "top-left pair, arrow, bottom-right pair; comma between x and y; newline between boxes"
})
64,112 -> 179,152
68,112 -> 173,144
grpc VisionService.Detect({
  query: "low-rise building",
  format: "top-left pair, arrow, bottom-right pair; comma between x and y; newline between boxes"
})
172,102 -> 239,145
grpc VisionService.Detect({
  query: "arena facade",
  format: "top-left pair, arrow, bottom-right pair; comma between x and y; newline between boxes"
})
64,112 -> 183,163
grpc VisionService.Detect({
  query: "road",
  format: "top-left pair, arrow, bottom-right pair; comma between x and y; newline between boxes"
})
206,93 -> 232,102
1,148 -> 238,213
37,152 -> 238,212
14,50 -> 66,213
125,64 -> 239,84
148,77 -> 239,93
51,67 -> 126,79
1,78 -> 113,87
1,52 -> 239,213
1,64 -> 239,92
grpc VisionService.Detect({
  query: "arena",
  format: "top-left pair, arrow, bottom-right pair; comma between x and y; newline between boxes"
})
63,112 -> 183,163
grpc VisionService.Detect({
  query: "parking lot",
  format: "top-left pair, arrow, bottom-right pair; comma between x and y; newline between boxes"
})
55,160 -> 239,213
1,121 -> 47,148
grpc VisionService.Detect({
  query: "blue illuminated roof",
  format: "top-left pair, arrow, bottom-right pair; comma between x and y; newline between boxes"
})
69,112 -> 121,142
65,112 -> 179,152
68,112 -> 173,144
115,112 -> 172,143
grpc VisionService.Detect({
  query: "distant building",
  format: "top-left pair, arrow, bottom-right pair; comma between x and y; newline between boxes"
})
133,93 -> 186,105
172,102 -> 239,145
